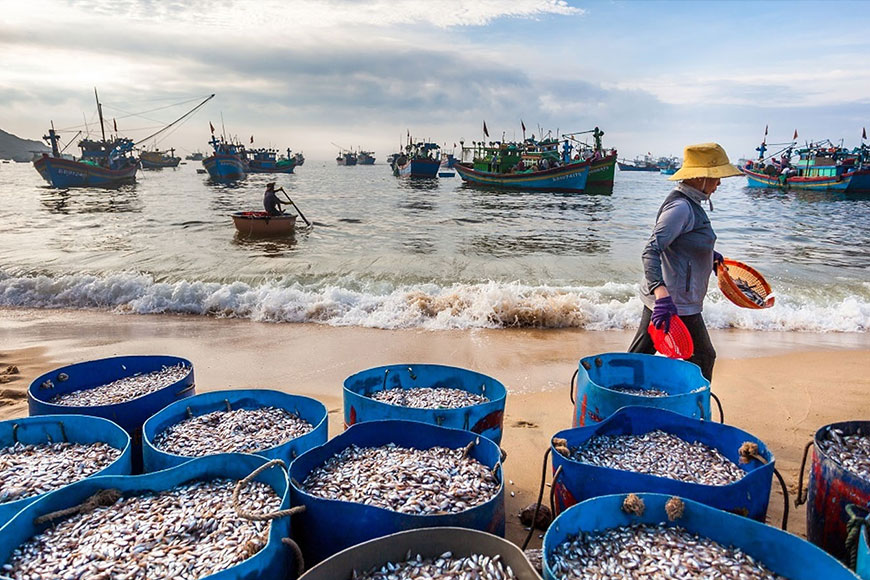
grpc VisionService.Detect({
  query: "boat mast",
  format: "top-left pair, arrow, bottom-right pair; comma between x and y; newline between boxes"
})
94,88 -> 107,142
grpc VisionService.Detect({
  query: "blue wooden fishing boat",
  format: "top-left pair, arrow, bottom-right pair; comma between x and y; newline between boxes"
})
357,150 -> 376,165
455,159 -> 589,192
140,148 -> 180,169
336,150 -> 357,166
393,142 -> 441,178
203,135 -> 247,180
34,90 -> 139,188
742,139 -> 870,193
245,147 -> 297,173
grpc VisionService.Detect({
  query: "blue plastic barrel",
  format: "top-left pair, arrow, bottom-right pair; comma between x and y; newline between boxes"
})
858,522 -> 870,579
550,406 -> 774,521
142,389 -> 328,473
289,419 -> 505,566
299,527 -> 539,580
542,493 -> 857,580
571,353 -> 710,427
0,454 -> 298,580
805,421 -> 870,563
343,363 -> 507,444
28,355 -> 195,471
0,415 -> 132,527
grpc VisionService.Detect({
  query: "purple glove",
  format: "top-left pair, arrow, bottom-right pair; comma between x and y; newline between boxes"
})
713,251 -> 724,273
651,296 -> 678,333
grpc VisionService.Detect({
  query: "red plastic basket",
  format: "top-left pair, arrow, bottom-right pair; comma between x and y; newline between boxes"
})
717,258 -> 774,310
648,315 -> 694,360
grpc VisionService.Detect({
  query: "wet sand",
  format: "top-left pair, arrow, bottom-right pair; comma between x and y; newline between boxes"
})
1,307 -> 868,549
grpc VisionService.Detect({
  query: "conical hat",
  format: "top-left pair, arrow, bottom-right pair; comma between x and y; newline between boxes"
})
669,143 -> 742,181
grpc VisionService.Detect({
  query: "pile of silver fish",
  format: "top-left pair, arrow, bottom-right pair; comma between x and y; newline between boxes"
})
819,427 -> 870,480
353,551 -> 517,580
50,363 -> 190,406
3,478 -> 279,579
370,387 -> 488,409
549,523 -> 786,579
0,442 -> 121,504
608,386 -> 668,397
734,279 -> 767,307
303,443 -> 499,514
568,430 -> 745,486
153,406 -> 313,457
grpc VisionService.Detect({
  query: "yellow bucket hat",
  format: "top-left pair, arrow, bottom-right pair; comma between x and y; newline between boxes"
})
668,142 -> 742,181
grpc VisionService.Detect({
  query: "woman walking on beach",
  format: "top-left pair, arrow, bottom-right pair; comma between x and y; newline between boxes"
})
628,143 -> 742,381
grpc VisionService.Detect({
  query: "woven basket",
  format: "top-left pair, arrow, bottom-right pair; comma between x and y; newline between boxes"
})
717,259 -> 774,310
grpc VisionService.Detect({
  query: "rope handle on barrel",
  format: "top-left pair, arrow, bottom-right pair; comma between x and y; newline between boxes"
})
794,440 -> 814,507
569,368 -> 579,405
281,537 -> 306,578
34,488 -> 121,525
845,503 -> 870,571
522,447 -> 552,551
232,459 -> 306,521
175,383 -> 196,397
710,392 -> 724,423
739,442 -> 789,530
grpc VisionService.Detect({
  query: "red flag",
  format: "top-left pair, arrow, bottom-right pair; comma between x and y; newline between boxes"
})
209,122 -> 215,133
793,129 -> 798,140
764,124 -> 768,136
453,143 -> 457,148
521,120 -> 526,132
250,135 -> 254,144
113,118 -> 117,132
483,121 -> 489,138
863,127 -> 867,140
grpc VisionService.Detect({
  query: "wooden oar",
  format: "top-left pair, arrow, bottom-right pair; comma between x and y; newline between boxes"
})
277,188 -> 311,227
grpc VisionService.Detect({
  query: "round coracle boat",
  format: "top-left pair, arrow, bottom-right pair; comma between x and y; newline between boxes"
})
231,211 -> 297,236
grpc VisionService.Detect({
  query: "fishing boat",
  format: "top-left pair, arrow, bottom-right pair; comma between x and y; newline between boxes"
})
336,150 -> 357,166
393,142 -> 440,178
438,156 -> 455,178
659,157 -> 680,175
617,154 -> 663,171
140,148 -> 181,169
742,137 -> 870,193
34,90 -> 139,188
203,135 -> 247,180
231,211 -> 297,236
245,148 -> 297,173
185,151 -> 204,161
292,152 -> 305,166
455,155 -> 589,192
562,127 -> 617,194
357,150 -> 376,165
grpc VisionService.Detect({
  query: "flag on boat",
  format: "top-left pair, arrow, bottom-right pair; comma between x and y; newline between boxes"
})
521,120 -> 526,132
209,122 -> 215,133
483,122 -> 489,138
793,129 -> 798,140
250,135 -> 254,144
863,127 -> 867,139
764,124 -> 768,136
113,118 -> 117,132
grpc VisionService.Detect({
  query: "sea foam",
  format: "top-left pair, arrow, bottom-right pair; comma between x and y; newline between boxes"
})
0,271 -> 867,333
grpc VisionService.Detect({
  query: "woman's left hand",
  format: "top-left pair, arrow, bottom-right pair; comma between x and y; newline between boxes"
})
713,251 -> 724,273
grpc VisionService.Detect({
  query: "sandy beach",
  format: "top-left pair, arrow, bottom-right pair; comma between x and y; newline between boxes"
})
1,307 -> 868,549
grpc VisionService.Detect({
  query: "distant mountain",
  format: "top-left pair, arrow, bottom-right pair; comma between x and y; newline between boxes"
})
0,129 -> 49,162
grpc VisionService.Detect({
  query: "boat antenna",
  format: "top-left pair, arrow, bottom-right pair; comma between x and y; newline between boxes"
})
134,94 -> 215,146
94,87 -> 106,142
82,112 -> 90,139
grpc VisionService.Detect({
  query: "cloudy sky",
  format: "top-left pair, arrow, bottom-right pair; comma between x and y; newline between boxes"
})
2,0 -> 868,160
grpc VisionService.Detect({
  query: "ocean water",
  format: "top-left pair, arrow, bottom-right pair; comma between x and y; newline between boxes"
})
0,160 -> 868,333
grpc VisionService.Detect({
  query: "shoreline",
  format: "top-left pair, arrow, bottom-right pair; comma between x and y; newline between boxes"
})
1,306 -> 869,548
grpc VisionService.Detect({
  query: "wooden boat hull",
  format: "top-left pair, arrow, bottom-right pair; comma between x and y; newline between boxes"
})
741,167 -> 851,192
247,160 -> 296,174
33,154 -> 138,188
396,158 -> 440,178
140,158 -> 180,169
617,162 -> 658,172
231,212 -> 297,236
455,161 -> 590,193
585,153 -> 617,195
203,154 -> 246,180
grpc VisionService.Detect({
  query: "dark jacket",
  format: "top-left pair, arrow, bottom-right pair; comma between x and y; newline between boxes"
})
640,184 -> 717,315
264,189 -> 282,216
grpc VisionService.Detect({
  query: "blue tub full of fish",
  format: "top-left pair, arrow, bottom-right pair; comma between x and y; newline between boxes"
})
571,352 -> 711,427
142,389 -> 328,473
542,493 -> 857,580
550,406 -> 774,521
289,419 -> 505,566
28,355 -> 195,470
343,363 -> 507,444
0,453 -> 301,580
0,414 -> 132,527
299,527 -> 539,580
802,421 -> 870,563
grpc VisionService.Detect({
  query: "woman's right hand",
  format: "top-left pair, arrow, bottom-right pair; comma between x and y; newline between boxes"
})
651,296 -> 678,332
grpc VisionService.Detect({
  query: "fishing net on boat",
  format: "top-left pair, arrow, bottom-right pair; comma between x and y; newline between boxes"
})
717,259 -> 774,309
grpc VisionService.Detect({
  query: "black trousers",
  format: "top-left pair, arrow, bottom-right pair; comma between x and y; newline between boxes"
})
628,307 -> 716,382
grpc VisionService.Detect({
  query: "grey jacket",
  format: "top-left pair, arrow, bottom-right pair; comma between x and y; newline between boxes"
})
640,183 -> 717,315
